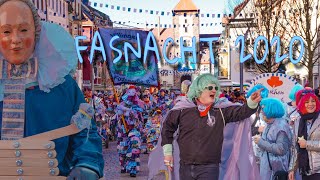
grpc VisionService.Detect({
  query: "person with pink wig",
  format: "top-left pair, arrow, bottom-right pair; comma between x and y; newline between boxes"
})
289,88 -> 320,180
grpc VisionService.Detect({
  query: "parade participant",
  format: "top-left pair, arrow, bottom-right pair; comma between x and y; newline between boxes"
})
173,80 -> 191,105
161,73 -> 262,180
289,89 -> 320,180
253,98 -> 292,180
0,0 -> 104,179
142,94 -> 154,123
148,79 -> 192,180
116,85 -> 144,177
145,109 -> 162,152
84,88 -> 93,105
287,84 -> 304,124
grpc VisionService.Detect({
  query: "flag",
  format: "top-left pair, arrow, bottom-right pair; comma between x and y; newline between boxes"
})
98,28 -> 159,86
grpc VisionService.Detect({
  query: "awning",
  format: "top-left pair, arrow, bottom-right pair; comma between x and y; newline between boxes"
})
232,82 -> 250,87
219,80 -> 233,87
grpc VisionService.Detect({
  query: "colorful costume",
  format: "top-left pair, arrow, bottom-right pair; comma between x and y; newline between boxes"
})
145,110 -> 162,152
116,86 -> 144,177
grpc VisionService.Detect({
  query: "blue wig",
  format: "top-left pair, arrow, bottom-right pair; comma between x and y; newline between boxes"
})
289,84 -> 303,101
260,98 -> 285,119
246,84 -> 268,99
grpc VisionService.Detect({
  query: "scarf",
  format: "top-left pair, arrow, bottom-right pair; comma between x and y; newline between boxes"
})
297,111 -> 319,175
195,99 -> 215,126
0,58 -> 38,140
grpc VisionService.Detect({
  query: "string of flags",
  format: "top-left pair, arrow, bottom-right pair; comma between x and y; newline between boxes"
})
89,1 -> 315,19
88,1 -> 226,18
112,20 -> 222,28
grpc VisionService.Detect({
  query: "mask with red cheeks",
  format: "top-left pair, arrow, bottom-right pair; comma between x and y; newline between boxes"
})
0,0 -> 35,65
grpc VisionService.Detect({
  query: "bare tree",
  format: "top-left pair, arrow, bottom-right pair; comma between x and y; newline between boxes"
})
280,0 -> 320,86
225,0 -> 290,73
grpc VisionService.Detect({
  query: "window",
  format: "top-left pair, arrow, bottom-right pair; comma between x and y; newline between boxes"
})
56,0 -> 58,12
60,1 -> 62,14
185,19 -> 187,23
52,0 -> 54,9
63,3 -> 65,15
41,0 -> 43,11
78,4 -> 80,16
184,27 -> 188,33
36,0 -> 39,9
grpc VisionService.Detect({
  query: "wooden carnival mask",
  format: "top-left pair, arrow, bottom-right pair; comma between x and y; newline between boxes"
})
0,0 -> 35,65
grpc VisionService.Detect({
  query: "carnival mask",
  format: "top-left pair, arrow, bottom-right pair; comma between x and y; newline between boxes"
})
0,0 -> 35,64
127,88 -> 136,97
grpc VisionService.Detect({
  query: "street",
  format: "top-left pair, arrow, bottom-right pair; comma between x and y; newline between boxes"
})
102,141 -> 166,180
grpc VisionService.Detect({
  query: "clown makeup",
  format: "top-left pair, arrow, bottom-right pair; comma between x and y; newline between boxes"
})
0,0 -> 35,64
305,97 -> 316,114
198,83 -> 217,105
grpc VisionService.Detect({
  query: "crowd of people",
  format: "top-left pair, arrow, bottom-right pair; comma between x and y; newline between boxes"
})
81,74 -> 320,180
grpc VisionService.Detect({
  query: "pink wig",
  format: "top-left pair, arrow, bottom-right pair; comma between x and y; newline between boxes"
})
296,89 -> 320,114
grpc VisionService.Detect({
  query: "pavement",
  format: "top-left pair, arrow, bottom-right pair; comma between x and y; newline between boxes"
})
102,141 -> 166,180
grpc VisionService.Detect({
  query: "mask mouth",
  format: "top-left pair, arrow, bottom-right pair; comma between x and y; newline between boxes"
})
210,94 -> 215,98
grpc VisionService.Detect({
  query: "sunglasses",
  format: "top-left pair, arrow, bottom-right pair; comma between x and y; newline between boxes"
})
205,86 -> 218,91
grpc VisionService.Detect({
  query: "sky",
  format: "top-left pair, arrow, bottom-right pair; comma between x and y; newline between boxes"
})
89,0 -> 235,34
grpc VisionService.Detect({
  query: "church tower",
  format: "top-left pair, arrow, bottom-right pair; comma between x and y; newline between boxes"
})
172,0 -> 200,87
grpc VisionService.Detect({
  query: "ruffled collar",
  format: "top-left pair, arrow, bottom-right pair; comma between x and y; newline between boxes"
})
0,22 -> 78,100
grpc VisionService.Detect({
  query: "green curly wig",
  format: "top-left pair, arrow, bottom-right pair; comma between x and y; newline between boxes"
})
187,73 -> 220,101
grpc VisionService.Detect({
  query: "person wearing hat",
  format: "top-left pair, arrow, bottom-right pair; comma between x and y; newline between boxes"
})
161,73 -> 262,180
0,0 -> 104,179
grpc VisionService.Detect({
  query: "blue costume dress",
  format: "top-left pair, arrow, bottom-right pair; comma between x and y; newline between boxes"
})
0,22 -> 104,177
0,75 -> 104,177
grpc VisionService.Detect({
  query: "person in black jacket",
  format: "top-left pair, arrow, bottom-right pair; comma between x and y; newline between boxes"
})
161,73 -> 263,180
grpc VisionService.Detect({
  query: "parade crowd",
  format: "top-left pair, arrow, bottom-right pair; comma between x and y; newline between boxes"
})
83,74 -> 320,180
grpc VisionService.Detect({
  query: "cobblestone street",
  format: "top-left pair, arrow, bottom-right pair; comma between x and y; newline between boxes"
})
102,141 -> 166,180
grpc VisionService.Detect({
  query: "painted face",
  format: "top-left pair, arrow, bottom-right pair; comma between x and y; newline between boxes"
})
199,83 -> 218,105
127,89 -> 136,97
305,97 -> 316,114
0,0 -> 35,64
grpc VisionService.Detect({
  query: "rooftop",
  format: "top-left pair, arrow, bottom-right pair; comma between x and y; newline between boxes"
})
173,0 -> 199,12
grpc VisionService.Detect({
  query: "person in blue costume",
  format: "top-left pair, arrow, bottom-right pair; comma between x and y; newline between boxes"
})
0,0 -> 104,179
253,98 -> 292,180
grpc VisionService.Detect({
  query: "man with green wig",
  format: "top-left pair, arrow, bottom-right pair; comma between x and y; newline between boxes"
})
161,73 -> 263,180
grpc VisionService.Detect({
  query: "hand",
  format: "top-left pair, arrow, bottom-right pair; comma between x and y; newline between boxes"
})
67,167 -> 99,180
298,136 -> 307,149
164,155 -> 174,172
288,171 -> 295,180
250,88 -> 263,103
258,125 -> 265,133
253,135 -> 261,144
